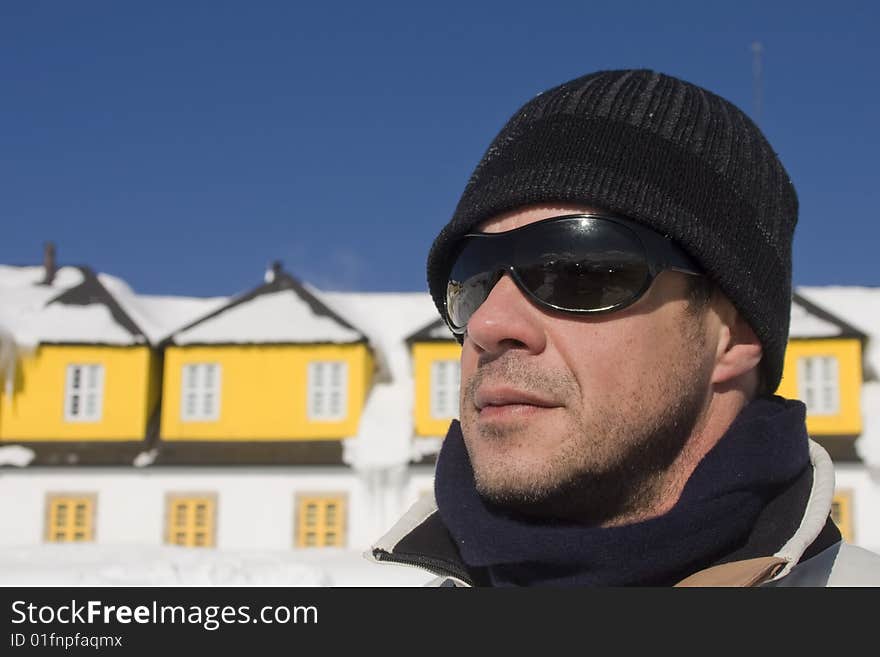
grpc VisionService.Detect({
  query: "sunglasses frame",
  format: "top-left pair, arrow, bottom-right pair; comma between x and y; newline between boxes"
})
444,213 -> 704,335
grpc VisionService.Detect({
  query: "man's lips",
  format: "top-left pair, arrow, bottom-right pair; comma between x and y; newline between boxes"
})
474,386 -> 560,412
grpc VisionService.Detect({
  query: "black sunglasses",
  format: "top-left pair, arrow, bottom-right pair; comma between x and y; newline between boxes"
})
445,213 -> 704,335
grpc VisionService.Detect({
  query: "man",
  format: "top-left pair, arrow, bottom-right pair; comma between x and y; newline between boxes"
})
367,69 -> 880,586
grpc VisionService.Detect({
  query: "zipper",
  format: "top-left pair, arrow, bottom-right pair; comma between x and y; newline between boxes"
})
371,547 -> 475,587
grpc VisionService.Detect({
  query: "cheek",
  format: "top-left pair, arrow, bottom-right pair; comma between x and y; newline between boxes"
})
555,319 -> 692,397
459,345 -> 480,402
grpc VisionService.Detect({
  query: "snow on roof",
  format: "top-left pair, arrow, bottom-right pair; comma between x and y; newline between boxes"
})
313,290 -> 442,468
796,286 -> 880,378
0,265 -> 143,347
314,289 -> 440,376
0,266 -> 84,347
98,273 -> 229,345
170,288 -> 364,345
23,303 -> 137,344
789,299 -> 847,338
796,287 -> 880,335
405,316 -> 456,344
0,264 -> 84,290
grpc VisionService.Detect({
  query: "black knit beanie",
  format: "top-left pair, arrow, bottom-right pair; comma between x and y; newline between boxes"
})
426,69 -> 798,393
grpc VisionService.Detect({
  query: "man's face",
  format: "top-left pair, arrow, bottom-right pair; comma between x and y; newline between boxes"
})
456,204 -> 718,525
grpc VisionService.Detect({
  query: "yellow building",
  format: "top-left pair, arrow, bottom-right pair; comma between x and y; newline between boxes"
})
782,292 -> 868,461
0,265 -> 158,464
2,258 -> 877,555
0,261 -> 379,551
157,264 -> 375,465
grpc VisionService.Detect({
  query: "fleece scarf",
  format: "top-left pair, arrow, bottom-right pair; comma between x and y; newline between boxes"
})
434,396 -> 810,586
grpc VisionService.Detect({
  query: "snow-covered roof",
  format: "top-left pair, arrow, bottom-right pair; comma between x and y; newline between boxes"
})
789,299 -> 851,338
796,287 -> 880,335
98,273 -> 229,345
789,291 -> 867,340
167,271 -> 366,346
405,317 -> 456,344
0,265 -> 147,347
795,286 -> 880,379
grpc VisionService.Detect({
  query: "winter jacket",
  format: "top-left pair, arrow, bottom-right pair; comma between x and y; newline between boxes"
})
366,440 -> 880,586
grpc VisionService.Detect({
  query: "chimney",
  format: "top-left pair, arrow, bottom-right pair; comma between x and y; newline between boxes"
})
41,242 -> 57,286
264,260 -> 283,284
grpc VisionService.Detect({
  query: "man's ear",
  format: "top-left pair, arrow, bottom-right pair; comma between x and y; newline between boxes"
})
710,297 -> 763,386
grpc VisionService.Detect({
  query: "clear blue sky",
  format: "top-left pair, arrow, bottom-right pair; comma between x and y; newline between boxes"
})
2,0 -> 878,297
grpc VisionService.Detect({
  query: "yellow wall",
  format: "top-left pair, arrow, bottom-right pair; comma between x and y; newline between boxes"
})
0,345 -> 156,441
412,342 -> 462,437
1,335 -> 863,447
160,343 -> 373,440
777,338 -> 863,435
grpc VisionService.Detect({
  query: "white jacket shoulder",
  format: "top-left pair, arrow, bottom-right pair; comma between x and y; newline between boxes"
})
768,542 -> 880,587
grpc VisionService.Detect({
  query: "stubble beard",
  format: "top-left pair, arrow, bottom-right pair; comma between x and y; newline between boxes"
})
460,325 -> 713,526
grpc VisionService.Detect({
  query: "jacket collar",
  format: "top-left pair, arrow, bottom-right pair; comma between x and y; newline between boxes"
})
366,440 -> 840,587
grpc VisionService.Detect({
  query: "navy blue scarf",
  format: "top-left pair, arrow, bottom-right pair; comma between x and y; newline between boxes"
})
434,396 -> 810,586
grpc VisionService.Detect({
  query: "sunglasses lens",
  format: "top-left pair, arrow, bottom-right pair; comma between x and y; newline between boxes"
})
446,217 -> 651,331
515,248 -> 649,312
447,232 -> 507,329
447,268 -> 501,330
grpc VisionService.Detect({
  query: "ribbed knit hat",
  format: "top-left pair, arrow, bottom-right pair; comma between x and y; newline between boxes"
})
427,69 -> 798,393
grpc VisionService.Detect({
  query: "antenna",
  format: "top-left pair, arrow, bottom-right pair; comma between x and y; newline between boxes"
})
751,41 -> 763,124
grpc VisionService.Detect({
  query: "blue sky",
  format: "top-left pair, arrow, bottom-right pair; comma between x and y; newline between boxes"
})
2,1 -> 878,297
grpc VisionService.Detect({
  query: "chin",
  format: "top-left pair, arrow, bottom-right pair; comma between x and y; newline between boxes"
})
470,449 -> 564,500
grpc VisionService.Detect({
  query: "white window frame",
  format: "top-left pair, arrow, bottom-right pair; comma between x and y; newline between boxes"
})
797,355 -> 840,416
64,364 -> 104,422
180,363 -> 222,422
430,359 -> 461,420
307,361 -> 348,421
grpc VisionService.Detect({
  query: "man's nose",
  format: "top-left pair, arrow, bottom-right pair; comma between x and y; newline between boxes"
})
464,272 -> 547,355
